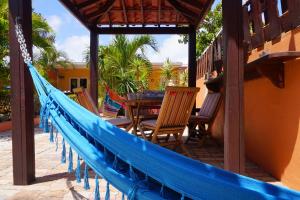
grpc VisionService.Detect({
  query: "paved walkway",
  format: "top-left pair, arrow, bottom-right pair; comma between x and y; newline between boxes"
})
0,128 -> 282,200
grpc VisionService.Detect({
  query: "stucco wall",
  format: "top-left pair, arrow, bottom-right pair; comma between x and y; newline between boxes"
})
56,68 -> 90,92
245,59 -> 300,190
195,27 -> 300,190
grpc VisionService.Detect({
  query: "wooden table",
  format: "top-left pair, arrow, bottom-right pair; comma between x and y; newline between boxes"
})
126,97 -> 163,135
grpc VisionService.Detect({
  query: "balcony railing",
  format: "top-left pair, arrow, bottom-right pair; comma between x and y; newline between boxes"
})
196,0 -> 300,79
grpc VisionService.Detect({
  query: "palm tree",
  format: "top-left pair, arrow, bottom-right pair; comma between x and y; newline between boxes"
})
160,58 -> 174,90
35,48 -> 73,80
84,35 -> 158,96
0,0 -> 56,88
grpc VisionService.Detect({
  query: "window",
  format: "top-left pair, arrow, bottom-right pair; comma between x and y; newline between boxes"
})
70,78 -> 78,92
80,78 -> 87,88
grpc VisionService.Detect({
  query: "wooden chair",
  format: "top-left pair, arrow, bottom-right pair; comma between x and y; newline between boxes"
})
186,92 -> 222,144
73,87 -> 132,130
139,86 -> 200,155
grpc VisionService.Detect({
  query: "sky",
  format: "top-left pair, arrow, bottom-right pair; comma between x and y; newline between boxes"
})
32,0 -> 220,64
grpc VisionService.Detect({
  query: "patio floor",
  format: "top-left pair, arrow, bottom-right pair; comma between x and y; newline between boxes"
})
0,127 -> 283,200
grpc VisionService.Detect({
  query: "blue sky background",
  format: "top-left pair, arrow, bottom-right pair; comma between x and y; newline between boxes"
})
32,0 -> 220,64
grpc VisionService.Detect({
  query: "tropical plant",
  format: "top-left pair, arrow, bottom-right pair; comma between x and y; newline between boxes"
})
180,70 -> 188,86
34,47 -> 73,80
84,34 -> 158,96
160,58 -> 174,90
0,0 -> 56,88
179,3 -> 222,57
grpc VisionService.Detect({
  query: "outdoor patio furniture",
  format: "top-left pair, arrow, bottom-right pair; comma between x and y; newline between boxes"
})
126,91 -> 164,134
73,87 -> 132,130
186,92 -> 222,144
139,86 -> 199,155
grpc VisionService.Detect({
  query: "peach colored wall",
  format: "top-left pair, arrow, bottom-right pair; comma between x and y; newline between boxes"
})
195,27 -> 300,190
56,68 -> 90,92
244,27 -> 300,190
245,59 -> 300,190
195,77 -> 208,108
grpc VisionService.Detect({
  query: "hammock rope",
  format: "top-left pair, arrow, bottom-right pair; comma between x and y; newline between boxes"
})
13,21 -> 300,200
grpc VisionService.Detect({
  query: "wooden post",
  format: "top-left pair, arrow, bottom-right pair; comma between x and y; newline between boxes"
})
9,0 -> 35,184
222,0 -> 245,173
188,26 -> 196,87
90,31 -> 99,107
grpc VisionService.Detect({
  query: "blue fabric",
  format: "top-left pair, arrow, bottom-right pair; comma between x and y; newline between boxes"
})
26,63 -> 300,200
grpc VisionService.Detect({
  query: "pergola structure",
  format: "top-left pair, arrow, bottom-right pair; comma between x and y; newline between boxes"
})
9,0 -> 244,185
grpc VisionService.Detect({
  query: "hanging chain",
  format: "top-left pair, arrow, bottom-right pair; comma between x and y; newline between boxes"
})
14,19 -> 32,65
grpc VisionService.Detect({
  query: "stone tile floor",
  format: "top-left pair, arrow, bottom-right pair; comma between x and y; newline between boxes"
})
0,128 -> 282,200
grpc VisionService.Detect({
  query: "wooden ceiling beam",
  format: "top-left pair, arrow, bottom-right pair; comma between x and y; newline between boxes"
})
141,0 -> 144,26
86,0 -> 115,20
59,0 -> 93,30
121,0 -> 128,25
195,0 -> 214,28
181,0 -> 203,9
96,26 -> 192,34
76,0 -> 99,10
167,0 -> 199,24
158,0 -> 161,26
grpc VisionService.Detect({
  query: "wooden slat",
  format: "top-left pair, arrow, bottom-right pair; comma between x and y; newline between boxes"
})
263,0 -> 282,41
249,0 -> 265,48
167,0 -> 199,25
9,0 -> 35,185
222,0 -> 245,173
90,31 -> 98,108
188,26 -> 197,87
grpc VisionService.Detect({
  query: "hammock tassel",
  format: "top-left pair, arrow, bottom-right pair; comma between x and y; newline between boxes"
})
112,155 -> 118,169
61,138 -> 66,163
55,130 -> 58,151
160,184 -> 164,198
49,124 -> 54,143
75,155 -> 81,183
129,165 -> 137,181
44,116 -> 49,133
84,163 -> 90,190
94,175 -> 100,200
68,147 -> 73,173
105,182 -> 110,200
181,194 -> 185,200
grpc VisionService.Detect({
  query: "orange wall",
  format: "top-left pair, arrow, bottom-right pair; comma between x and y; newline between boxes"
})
245,59 -> 300,190
55,68 -> 90,92
148,65 -> 186,90
195,27 -> 300,190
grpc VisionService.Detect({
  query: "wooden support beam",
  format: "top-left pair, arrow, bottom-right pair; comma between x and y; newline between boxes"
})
9,0 -> 35,185
59,0 -> 92,30
76,0 -> 99,10
121,0 -> 128,25
167,0 -> 199,24
87,0 -> 115,20
96,26 -> 191,34
188,26 -> 197,87
90,31 -> 99,108
140,0 -> 144,26
181,0 -> 203,9
222,0 -> 245,173
158,0 -> 161,26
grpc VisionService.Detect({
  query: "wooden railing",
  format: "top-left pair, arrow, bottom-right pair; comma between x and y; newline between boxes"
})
196,0 -> 300,79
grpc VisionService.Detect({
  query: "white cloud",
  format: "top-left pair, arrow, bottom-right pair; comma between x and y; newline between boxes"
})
146,35 -> 188,64
56,35 -> 89,62
47,15 -> 62,32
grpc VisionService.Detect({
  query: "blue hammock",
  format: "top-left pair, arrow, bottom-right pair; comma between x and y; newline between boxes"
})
16,25 -> 300,200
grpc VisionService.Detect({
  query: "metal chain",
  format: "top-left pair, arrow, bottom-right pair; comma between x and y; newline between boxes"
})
14,20 -> 32,64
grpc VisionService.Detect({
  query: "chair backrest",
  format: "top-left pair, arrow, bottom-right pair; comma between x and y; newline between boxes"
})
198,92 -> 221,120
156,86 -> 199,129
73,87 -> 100,115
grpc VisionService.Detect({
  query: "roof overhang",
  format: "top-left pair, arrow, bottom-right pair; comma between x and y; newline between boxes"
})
59,0 -> 214,33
